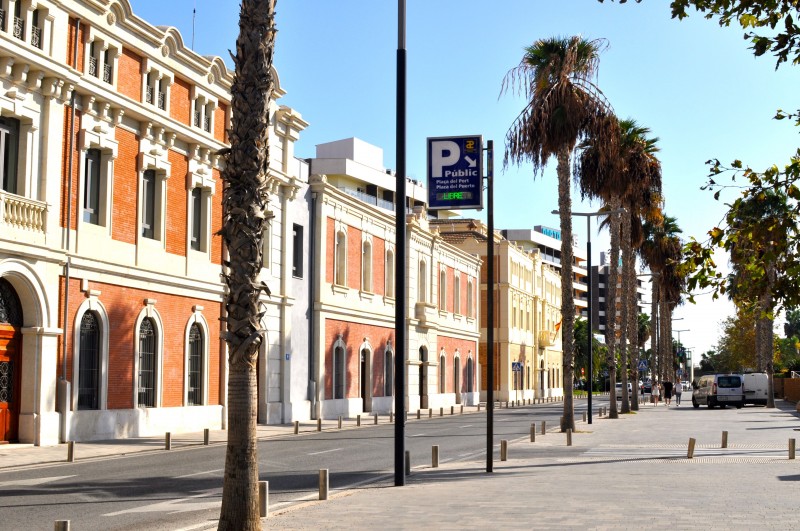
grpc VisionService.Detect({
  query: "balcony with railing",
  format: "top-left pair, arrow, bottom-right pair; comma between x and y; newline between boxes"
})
88,56 -> 98,77
145,86 -> 154,104
103,64 -> 112,84
0,9 -> 5,32
203,114 -> 210,132
194,110 -> 201,128
339,186 -> 397,212
538,329 -> 557,347
0,191 -> 47,235
13,16 -> 23,40
31,25 -> 41,49
157,92 -> 166,110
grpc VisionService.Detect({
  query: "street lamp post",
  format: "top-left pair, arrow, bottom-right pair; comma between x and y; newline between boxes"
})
552,208 -> 624,425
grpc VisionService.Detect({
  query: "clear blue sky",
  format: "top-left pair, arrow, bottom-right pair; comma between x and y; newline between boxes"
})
130,0 -> 800,358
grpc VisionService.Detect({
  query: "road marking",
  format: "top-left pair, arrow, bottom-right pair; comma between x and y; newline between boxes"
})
0,475 -> 76,487
175,468 -> 223,479
460,425 -> 473,428
411,433 -> 426,437
307,447 -> 343,456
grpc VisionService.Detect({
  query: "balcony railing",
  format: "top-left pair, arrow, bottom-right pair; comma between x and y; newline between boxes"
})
145,86 -> 154,104
0,191 -> 47,233
194,110 -> 201,127
31,25 -> 41,49
203,115 -> 211,132
538,329 -> 557,347
0,9 -> 5,32
157,92 -> 166,110
13,16 -> 23,40
103,64 -> 113,84
88,56 -> 98,77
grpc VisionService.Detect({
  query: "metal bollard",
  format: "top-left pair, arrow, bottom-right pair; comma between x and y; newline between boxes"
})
582,412 -> 587,423
54,521 -> 70,531
440,407 -> 444,417
477,403 -> 481,411
294,421 -> 299,435
566,429 -> 572,446
460,405 -> 464,414
317,418 -> 322,431
541,420 -> 546,435
357,414 -> 361,427
374,413 -> 379,425
721,431 -> 728,449
451,406 -> 454,415
432,445 -> 439,468
319,469 -> 329,500
204,428 -> 210,445
790,438 -> 796,460
338,416 -> 342,429
390,411 -> 394,423
67,441 -> 75,462
687,437 -> 696,459
500,439 -> 508,461
165,432 -> 172,450
405,450 -> 411,476
259,480 -> 268,517
417,409 -> 421,419
530,423 -> 536,442
429,408 -> 433,418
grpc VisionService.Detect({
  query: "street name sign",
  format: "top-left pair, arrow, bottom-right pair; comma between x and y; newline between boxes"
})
427,135 -> 483,210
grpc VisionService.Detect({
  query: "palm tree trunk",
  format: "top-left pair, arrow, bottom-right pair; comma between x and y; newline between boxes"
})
606,198 -> 621,418
758,286 -> 776,407
627,231 -> 639,411
619,211 -> 631,414
650,280 -> 658,392
556,148 -> 576,432
659,294 -> 669,384
218,1 -> 276,529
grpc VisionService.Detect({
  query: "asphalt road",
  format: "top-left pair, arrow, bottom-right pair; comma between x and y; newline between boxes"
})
0,399 -> 596,530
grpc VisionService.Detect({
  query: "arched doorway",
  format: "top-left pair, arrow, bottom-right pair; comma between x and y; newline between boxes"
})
454,356 -> 461,404
419,346 -> 428,409
0,278 -> 23,443
360,348 -> 371,413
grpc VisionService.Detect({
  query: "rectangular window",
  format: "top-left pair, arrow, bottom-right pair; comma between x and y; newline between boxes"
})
0,117 -> 20,195
292,224 -> 303,278
83,149 -> 101,224
141,170 -> 156,239
89,42 -> 98,77
190,188 -> 202,251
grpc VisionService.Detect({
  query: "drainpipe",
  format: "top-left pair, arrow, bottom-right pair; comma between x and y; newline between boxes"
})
58,16 -> 80,444
308,187 -> 317,418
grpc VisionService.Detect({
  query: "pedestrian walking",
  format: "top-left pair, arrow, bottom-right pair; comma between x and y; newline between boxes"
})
652,380 -> 660,406
674,381 -> 683,406
663,380 -> 673,406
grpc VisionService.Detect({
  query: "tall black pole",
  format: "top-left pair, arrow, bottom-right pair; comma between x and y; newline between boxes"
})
394,0 -> 406,487
586,216 -> 593,424
486,140 -> 494,473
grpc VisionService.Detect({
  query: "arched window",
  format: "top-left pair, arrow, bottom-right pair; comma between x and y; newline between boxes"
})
439,353 -> 446,393
77,312 -> 100,410
187,323 -> 203,406
138,318 -> 157,407
334,345 -> 345,399
439,269 -> 447,311
362,240 -> 373,292
385,248 -> 395,298
454,274 -> 461,315
335,230 -> 347,286
418,260 -> 428,303
467,279 -> 474,318
384,346 -> 393,396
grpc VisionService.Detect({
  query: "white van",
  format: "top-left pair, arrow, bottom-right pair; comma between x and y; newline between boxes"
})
743,372 -> 769,406
692,374 -> 744,409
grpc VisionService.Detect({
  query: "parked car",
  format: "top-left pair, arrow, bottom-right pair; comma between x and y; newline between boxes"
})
743,372 -> 769,406
692,374 -> 745,409
615,382 -> 633,396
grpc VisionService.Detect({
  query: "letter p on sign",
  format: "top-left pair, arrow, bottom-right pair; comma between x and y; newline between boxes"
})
430,141 -> 460,177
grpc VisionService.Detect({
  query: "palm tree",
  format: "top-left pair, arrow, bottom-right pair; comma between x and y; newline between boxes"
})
503,36 -> 618,431
218,1 -> 276,529
640,215 -> 682,385
726,190 -> 791,407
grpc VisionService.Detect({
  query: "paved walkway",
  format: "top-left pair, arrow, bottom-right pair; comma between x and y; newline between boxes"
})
2,397 -> 799,529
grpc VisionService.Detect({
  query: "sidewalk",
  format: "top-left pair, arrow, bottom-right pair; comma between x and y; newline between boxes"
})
268,400 -> 800,530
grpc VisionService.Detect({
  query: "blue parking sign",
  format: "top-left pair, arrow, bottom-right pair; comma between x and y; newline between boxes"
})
427,135 -> 483,210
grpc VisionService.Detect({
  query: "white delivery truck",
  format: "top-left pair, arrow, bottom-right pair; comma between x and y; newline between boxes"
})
743,372 -> 769,406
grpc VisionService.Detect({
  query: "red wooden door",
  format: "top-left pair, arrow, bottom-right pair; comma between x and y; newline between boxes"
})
0,325 -> 21,443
